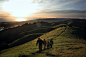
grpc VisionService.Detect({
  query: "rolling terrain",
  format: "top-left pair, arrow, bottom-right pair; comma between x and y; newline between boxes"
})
0,19 -> 86,57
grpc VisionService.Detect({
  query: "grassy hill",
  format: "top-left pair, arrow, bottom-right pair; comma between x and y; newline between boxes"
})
0,19 -> 86,57
0,21 -> 67,48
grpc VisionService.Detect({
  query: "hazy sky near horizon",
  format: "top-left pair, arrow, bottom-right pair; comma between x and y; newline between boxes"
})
0,0 -> 86,22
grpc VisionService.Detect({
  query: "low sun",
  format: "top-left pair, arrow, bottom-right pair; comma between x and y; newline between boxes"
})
16,18 -> 26,22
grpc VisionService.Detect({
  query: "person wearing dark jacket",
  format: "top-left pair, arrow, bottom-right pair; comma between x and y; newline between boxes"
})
36,37 -> 43,51
47,41 -> 50,49
50,39 -> 53,48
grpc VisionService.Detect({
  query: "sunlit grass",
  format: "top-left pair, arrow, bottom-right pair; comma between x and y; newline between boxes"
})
0,21 -> 86,57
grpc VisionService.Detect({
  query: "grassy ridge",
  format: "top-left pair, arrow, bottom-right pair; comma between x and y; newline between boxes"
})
0,21 -> 67,44
0,27 -> 66,57
9,23 -> 67,47
0,19 -> 86,57
0,26 -> 86,57
61,26 -> 86,40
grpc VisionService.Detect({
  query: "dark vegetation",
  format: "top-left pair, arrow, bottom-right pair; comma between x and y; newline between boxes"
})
68,19 -> 86,29
0,19 -> 86,51
0,20 -> 68,51
67,19 -> 86,40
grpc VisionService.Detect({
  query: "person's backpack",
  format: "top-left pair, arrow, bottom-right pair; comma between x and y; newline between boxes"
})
50,41 -> 53,45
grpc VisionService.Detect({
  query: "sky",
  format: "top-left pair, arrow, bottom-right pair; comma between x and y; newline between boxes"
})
0,0 -> 86,22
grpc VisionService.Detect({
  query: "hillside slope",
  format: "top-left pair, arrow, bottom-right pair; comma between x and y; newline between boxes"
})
0,19 -> 86,57
0,21 -> 67,44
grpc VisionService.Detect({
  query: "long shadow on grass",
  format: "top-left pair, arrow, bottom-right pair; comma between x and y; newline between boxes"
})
29,48 -> 61,57
10,33 -> 43,47
18,49 -> 49,57
18,54 -> 30,57
31,48 -> 50,55
31,48 -> 59,57
10,25 -> 67,47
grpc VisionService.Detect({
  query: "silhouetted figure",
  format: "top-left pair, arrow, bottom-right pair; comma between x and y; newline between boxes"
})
47,41 -> 50,49
50,39 -> 53,48
36,37 -> 43,52
43,39 -> 46,50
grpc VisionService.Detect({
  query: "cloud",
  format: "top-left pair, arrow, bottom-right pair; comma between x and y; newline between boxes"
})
34,9 -> 86,14
0,0 -> 9,10
0,0 -> 6,1
0,11 -> 17,22
46,0 -> 85,9
0,11 -> 11,18
44,10 -> 86,14
0,0 -> 85,19
33,9 -> 86,18
32,0 -> 86,18
0,0 -> 42,17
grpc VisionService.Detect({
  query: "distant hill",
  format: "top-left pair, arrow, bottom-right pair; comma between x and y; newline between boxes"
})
0,18 -> 69,29
68,19 -> 86,29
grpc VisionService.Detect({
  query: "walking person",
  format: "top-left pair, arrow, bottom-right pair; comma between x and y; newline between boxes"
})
36,37 -> 43,52
50,39 -> 53,48
43,39 -> 46,50
47,41 -> 50,49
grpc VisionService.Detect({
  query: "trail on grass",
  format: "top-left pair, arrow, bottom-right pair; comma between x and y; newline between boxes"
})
23,26 -> 68,57
30,24 -> 68,56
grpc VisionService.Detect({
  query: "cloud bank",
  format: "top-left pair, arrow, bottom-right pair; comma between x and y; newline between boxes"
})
0,0 -> 86,22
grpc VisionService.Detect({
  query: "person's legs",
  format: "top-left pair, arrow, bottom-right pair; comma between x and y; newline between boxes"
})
39,45 -> 42,51
44,45 -> 46,49
47,45 -> 49,49
50,44 -> 52,48
40,45 -> 42,51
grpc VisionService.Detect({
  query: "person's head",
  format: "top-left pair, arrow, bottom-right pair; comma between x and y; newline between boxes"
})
44,39 -> 45,41
38,37 -> 40,40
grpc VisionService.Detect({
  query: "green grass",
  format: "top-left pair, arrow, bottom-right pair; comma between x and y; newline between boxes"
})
9,23 -> 67,47
0,20 -> 86,57
0,26 -> 86,57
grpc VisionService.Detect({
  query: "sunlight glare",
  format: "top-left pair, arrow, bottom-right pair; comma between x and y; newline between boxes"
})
16,18 -> 26,21
2,0 -> 40,17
